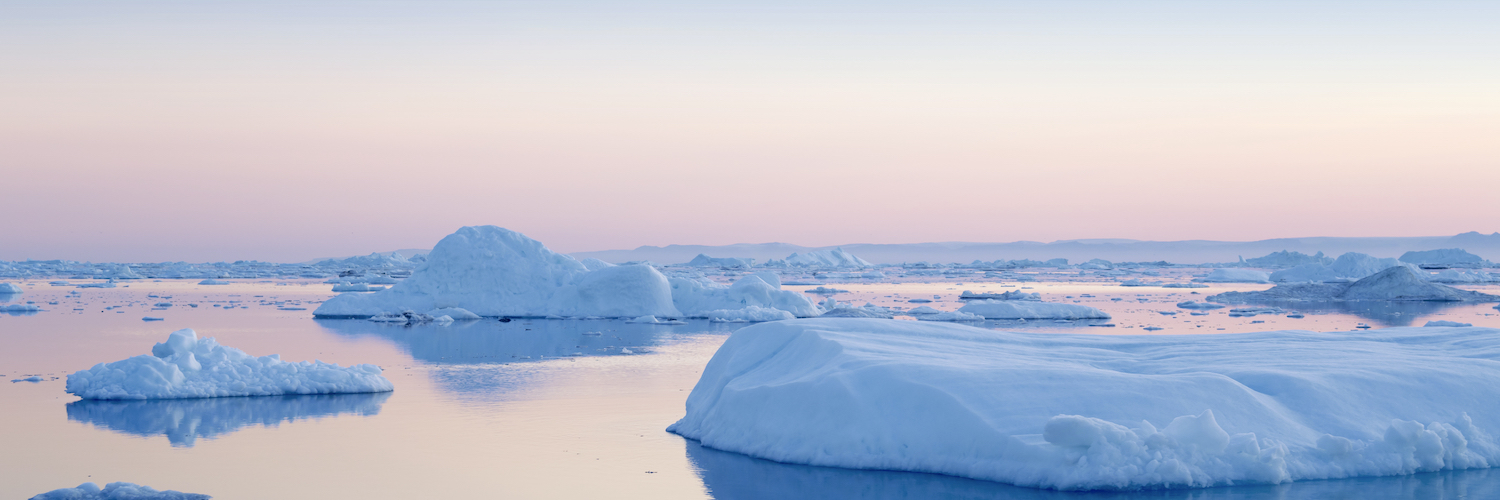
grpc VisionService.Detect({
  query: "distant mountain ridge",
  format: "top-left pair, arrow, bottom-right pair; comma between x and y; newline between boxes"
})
570,232 -> 1500,266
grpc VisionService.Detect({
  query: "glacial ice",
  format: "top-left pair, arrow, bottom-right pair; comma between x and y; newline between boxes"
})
1195,269 -> 1270,283
670,319 -> 1500,491
958,300 -> 1110,320
66,329 -> 394,399
314,226 -> 682,319
1400,248 -> 1487,268
670,275 -> 819,318
196,279 -> 230,285
704,306 -> 797,323
30,482 -> 209,500
1212,266 -> 1498,304
1270,253 -> 1411,283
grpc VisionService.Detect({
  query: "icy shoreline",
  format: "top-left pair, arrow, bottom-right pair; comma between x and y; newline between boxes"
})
670,319 -> 1500,491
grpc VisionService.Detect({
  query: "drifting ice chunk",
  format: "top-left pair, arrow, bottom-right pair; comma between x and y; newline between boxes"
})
66,328 -> 393,400
0,282 -> 23,293
684,254 -> 755,268
1176,301 -> 1225,310
29,481 -> 209,500
958,300 -> 1110,320
1425,320 -> 1474,327
670,319 -> 1500,491
626,315 -> 686,325
784,248 -> 872,268
196,279 -> 231,285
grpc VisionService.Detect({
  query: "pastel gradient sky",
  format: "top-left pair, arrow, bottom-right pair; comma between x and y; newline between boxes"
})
3,1 -> 1497,262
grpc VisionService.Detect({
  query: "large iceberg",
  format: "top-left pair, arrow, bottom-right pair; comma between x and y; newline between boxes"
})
784,248 -> 872,268
1270,252 -> 1411,283
670,274 -> 820,318
66,329 -> 394,400
670,319 -> 1500,491
1212,266 -> 1498,304
313,226 -> 681,318
1400,248 -> 1486,269
957,300 -> 1110,320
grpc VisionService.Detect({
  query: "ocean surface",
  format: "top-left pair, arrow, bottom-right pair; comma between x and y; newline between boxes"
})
3,278 -> 1498,499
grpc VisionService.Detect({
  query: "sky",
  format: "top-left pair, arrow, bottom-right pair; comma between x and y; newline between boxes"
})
2,1 -> 1497,262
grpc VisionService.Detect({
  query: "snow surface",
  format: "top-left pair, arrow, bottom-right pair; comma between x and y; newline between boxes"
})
1195,269 -> 1270,283
29,482 -> 209,500
957,300 -> 1110,320
314,226 -> 681,319
66,329 -> 394,400
1213,266 -> 1498,304
578,257 -> 615,271
670,319 -> 1500,491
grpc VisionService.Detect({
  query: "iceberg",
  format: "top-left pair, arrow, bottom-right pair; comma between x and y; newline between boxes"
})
705,306 -> 797,323
670,319 -> 1500,491
29,482 -> 209,500
1195,268 -> 1271,283
1212,266 -> 1499,304
1270,253 -> 1410,283
66,329 -> 394,400
958,300 -> 1110,320
685,254 -> 755,268
313,226 -> 681,319
670,275 -> 819,318
784,248 -> 871,268
578,257 -> 615,271
196,279 -> 231,285
0,282 -> 22,293
1400,248 -> 1486,269
915,310 -> 985,322
1426,320 -> 1474,327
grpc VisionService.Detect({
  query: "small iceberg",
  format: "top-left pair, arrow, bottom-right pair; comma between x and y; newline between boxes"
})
957,300 -> 1110,320
66,328 -> 394,399
29,481 -> 209,500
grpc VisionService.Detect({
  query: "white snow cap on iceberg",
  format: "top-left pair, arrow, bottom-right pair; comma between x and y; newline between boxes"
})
958,300 -> 1109,320
66,328 -> 394,400
30,481 -> 209,500
313,226 -> 681,319
670,319 -> 1500,491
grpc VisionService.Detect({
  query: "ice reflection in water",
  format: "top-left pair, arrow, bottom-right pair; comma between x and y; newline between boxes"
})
686,440 -> 1500,500
1215,300 -> 1475,327
66,393 -> 391,447
316,318 -> 738,396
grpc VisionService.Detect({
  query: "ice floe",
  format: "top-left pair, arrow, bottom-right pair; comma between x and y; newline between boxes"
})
670,319 -> 1500,491
1195,268 -> 1271,283
66,328 -> 394,399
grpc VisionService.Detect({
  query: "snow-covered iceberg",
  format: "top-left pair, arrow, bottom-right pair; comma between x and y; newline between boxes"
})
314,226 -> 681,319
670,319 -> 1500,491
1195,268 -> 1270,283
30,482 -> 209,500
1270,253 -> 1411,283
66,329 -> 394,400
784,248 -> 871,268
1212,266 -> 1498,304
671,274 -> 819,318
957,300 -> 1110,320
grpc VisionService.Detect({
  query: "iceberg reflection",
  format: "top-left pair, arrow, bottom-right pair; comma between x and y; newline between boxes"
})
1225,300 -> 1472,327
66,392 -> 391,447
685,440 -> 1500,500
316,317 -> 731,365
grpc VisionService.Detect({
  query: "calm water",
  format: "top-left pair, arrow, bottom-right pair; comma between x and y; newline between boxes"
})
3,279 -> 1499,499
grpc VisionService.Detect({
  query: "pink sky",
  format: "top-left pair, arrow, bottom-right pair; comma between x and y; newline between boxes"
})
2,1 -> 1497,262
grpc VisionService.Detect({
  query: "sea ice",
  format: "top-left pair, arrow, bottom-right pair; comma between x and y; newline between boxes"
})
959,290 -> 1040,301
957,300 -> 1110,320
29,482 -> 209,500
1175,301 -> 1225,310
670,319 -> 1500,491
66,328 -> 394,399
914,310 -> 985,322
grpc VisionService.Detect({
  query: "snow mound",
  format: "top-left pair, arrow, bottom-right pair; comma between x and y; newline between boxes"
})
30,482 -> 209,500
784,248 -> 871,268
670,319 -> 1500,491
958,300 -> 1110,320
313,226 -> 681,319
1212,266 -> 1498,303
66,329 -> 394,400
671,275 -> 819,318
0,282 -> 23,293
1195,269 -> 1270,283
1425,321 -> 1474,327
706,306 -> 796,323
